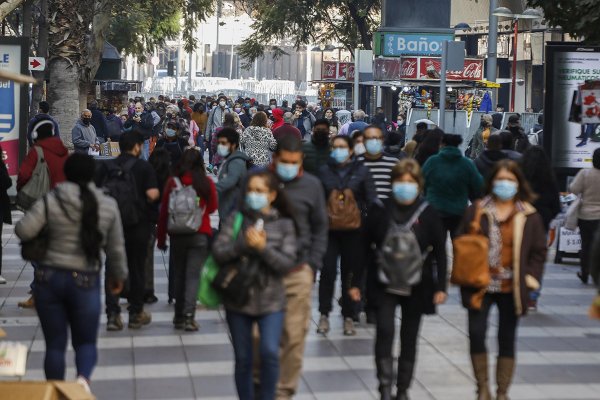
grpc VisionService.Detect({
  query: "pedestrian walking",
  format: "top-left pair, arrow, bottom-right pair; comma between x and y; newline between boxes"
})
27,101 -> 61,146
216,128 -> 250,220
414,129 -> 443,167
15,153 -> 127,389
317,135 -> 377,336
302,119 -> 333,176
212,171 -> 297,400
0,145 -> 11,285
469,114 -> 498,160
240,111 -> 277,168
474,134 -> 508,179
155,119 -> 189,167
273,112 -> 302,143
458,160 -> 546,400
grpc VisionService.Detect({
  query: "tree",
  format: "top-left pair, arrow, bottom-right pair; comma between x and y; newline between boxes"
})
528,0 -> 600,44
235,0 -> 380,68
0,0 -> 25,21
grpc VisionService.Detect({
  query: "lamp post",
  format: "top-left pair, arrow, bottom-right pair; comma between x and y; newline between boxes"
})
492,7 -> 542,112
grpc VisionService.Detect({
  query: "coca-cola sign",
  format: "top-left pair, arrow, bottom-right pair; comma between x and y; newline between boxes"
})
401,58 -> 418,79
321,62 -> 355,81
373,57 -> 484,82
322,62 -> 337,80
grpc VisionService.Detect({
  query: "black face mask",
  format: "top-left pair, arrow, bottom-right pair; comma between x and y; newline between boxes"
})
82,118 -> 91,126
313,130 -> 329,145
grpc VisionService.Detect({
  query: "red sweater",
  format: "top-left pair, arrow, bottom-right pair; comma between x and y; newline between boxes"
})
157,172 -> 218,248
17,137 -> 68,191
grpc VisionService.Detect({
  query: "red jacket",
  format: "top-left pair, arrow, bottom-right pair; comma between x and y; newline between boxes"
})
157,172 -> 218,248
17,137 -> 68,191
271,108 -> 285,131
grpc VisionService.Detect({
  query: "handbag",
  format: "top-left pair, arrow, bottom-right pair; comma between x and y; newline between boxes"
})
198,212 -> 244,307
564,196 -> 581,231
451,204 -> 491,288
21,196 -> 50,263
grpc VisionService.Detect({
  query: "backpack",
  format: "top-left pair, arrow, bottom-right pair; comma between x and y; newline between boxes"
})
376,201 -> 430,296
16,146 -> 51,210
167,177 -> 204,234
327,167 -> 361,230
102,158 -> 142,228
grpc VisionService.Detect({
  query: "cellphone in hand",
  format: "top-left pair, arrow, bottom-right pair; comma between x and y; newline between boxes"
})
254,219 -> 264,231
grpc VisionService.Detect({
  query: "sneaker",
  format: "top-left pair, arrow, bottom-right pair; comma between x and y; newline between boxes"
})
316,315 -> 330,334
527,299 -> 538,312
576,140 -> 588,148
18,295 -> 35,309
343,318 -> 356,336
0,275 -> 6,284
76,376 -> 91,393
106,314 -> 123,331
184,315 -> 199,332
173,315 -> 185,330
128,311 -> 152,329
144,294 -> 159,304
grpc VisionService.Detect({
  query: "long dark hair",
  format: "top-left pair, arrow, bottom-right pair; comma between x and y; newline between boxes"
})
175,149 -> 210,200
520,146 -> 557,192
415,128 -> 444,166
244,171 -> 295,220
485,159 -> 536,203
64,154 -> 102,262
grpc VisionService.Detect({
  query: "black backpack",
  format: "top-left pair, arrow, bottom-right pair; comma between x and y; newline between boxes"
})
102,158 -> 142,228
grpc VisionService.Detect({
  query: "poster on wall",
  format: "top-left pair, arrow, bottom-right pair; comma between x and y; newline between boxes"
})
546,45 -> 600,169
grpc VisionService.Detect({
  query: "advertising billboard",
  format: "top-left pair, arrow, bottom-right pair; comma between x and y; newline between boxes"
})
545,44 -> 600,171
373,57 -> 484,82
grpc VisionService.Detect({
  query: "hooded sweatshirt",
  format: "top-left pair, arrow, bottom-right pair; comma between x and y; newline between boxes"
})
17,137 -> 68,191
271,108 -> 285,131
71,119 -> 99,153
422,146 -> 484,216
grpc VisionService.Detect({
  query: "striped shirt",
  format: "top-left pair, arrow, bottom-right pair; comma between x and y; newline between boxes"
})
358,155 -> 398,200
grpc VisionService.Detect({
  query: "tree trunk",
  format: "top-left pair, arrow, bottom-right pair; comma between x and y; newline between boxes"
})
48,59 -> 79,149
30,0 -> 49,117
347,3 -> 373,50
0,0 -> 25,21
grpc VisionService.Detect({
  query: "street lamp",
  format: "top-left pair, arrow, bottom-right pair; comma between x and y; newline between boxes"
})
492,7 -> 543,112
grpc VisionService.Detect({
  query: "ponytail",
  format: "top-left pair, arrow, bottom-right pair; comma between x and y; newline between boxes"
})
79,183 -> 103,262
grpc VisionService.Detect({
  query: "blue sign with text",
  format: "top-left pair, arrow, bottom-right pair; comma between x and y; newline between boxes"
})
383,33 -> 455,57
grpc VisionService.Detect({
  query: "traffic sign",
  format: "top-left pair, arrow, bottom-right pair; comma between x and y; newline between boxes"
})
28,57 -> 45,71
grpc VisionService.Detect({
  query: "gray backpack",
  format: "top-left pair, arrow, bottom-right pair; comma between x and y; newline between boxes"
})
16,146 -> 51,210
377,201 -> 431,296
167,177 -> 204,234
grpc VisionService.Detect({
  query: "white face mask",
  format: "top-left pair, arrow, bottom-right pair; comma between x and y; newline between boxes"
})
354,143 -> 366,155
219,101 -> 226,107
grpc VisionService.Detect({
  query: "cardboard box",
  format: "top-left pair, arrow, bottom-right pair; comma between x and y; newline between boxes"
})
0,381 -> 95,400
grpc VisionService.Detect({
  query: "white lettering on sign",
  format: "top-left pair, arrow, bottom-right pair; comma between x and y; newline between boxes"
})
397,37 -> 443,55
401,60 -> 416,77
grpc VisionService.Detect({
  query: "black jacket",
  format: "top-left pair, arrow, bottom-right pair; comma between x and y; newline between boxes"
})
0,155 -> 12,225
90,108 -> 108,141
364,198 -> 448,315
474,150 -> 508,179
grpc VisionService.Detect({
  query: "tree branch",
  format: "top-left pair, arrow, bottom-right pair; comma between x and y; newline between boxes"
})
0,0 -> 25,21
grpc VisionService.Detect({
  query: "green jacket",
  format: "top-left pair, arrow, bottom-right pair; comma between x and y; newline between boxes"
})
302,141 -> 330,177
422,146 -> 483,216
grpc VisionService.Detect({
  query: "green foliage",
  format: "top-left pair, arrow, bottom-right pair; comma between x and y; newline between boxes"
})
237,0 -> 380,68
528,0 -> 600,44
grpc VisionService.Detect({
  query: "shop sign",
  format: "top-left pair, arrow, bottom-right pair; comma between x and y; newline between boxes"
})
322,61 -> 355,81
373,57 -> 484,82
382,33 -> 455,57
322,62 -> 337,80
419,57 -> 484,81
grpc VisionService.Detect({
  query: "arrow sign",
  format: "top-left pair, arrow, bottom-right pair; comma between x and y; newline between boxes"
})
28,57 -> 45,71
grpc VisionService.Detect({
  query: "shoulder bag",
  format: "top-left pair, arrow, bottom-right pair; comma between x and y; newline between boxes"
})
21,196 -> 50,263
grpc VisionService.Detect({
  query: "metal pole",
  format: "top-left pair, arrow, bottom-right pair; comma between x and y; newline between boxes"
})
439,41 -> 448,130
487,0 -> 498,83
216,0 -> 221,76
353,49 -> 360,111
511,19 -> 518,112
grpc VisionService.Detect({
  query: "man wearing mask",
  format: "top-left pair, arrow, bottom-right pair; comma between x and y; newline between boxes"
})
292,100 -> 316,140
215,128 -> 250,220
72,109 -> 100,154
302,119 -> 332,176
270,135 -> 328,400
123,102 -> 158,160
269,99 -> 278,110
205,96 -> 231,165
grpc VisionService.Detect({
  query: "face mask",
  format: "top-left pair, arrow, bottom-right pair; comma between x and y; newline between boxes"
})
331,148 -> 350,164
493,180 -> 518,201
397,119 -> 404,125
217,144 -> 231,157
365,138 -> 383,155
276,162 -> 300,182
234,108 -> 241,113
270,105 -> 276,110
212,105 -> 217,110
244,103 -> 250,107
219,101 -> 226,107
166,128 -> 176,138
392,182 -> 419,203
245,191 -> 269,211
135,112 -> 142,117
82,118 -> 91,126
354,143 -> 366,155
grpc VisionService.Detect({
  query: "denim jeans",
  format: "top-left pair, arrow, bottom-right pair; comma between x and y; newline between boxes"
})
226,310 -> 284,400
142,139 -> 150,160
33,266 -> 101,380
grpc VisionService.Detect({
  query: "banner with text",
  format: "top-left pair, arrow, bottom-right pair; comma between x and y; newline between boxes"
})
373,57 -> 484,82
321,62 -> 355,81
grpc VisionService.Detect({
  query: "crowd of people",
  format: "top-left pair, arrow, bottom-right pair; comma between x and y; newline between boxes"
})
1,94 -> 599,400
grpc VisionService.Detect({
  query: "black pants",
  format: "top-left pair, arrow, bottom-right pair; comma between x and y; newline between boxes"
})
578,219 -> 600,278
319,230 -> 363,318
375,292 -> 423,389
468,293 -> 519,357
0,221 -> 3,276
441,214 -> 463,240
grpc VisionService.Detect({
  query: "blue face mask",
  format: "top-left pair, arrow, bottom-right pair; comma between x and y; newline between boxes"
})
492,179 -> 518,201
217,144 -> 230,157
392,182 -> 419,203
365,139 -> 383,155
166,128 -> 176,138
276,162 -> 300,182
245,192 -> 269,211
331,148 -> 350,164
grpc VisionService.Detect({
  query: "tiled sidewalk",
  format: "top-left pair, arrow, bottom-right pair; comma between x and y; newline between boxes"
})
2,212 -> 600,399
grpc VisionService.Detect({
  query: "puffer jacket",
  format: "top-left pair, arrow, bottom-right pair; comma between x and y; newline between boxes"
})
15,181 -> 128,281
240,126 -> 277,167
212,208 -> 297,316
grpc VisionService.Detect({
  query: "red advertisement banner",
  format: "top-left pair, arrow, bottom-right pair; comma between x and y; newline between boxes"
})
373,57 -> 484,82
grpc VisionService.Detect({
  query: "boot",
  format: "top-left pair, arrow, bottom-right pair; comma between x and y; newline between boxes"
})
396,360 -> 415,400
496,357 -> 515,400
184,314 -> 199,332
376,357 -> 393,400
470,353 -> 492,400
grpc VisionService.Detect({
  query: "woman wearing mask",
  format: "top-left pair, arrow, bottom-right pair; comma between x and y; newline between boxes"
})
157,149 -> 217,331
323,108 -> 339,136
351,159 -> 447,400
317,135 -> 377,336
458,160 -> 546,400
234,103 -> 251,128
352,130 -> 366,156
570,148 -> 600,284
240,111 -> 278,168
212,171 -> 297,400
155,120 -> 189,167
15,154 -> 127,389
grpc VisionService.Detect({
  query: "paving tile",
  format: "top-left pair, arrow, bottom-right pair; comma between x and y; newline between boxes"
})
91,378 -> 135,400
135,376 -> 195,399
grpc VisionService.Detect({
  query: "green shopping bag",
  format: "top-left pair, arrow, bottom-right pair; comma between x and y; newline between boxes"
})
198,213 -> 244,307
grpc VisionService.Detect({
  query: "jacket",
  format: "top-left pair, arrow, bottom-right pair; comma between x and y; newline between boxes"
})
457,199 -> 547,316
569,168 -> 600,220
216,150 -> 250,219
474,149 -> 508,180
422,146 -> 483,216
318,158 -> 378,218
212,209 -> 297,315
71,120 -> 99,153
157,172 -> 218,248
508,125 -> 530,153
529,179 -> 560,231
347,120 -> 369,135
273,123 -> 302,142
90,107 -> 108,141
240,126 -> 277,167
0,152 -> 11,225
365,198 -> 448,315
204,107 -> 231,140
123,112 -> 155,139
271,108 -> 284,131
15,182 -> 128,281
192,111 -> 208,137
27,113 -> 61,146
294,111 -> 316,138
302,140 -> 330,176
17,137 -> 68,191
470,126 -> 499,160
